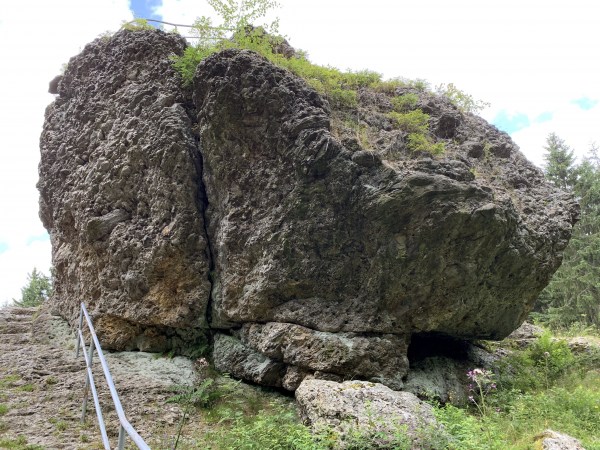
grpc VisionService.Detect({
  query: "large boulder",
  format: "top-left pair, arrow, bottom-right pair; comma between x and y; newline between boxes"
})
38,30 -> 212,352
39,31 -> 577,389
193,48 -> 577,387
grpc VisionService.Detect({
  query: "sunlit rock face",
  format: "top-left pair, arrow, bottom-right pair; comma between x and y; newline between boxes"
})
39,30 -> 577,389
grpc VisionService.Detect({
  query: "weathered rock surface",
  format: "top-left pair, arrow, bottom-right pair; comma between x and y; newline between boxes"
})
535,429 -> 585,450
40,30 -> 578,390
38,30 -> 211,352
193,48 -> 576,387
296,379 -> 444,448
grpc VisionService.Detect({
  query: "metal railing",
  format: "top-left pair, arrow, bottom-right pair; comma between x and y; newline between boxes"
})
75,303 -> 150,450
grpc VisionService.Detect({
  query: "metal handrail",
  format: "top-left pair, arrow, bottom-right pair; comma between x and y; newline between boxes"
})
75,303 -> 150,450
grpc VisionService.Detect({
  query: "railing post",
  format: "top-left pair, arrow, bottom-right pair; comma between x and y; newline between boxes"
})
118,425 -> 126,450
75,303 -> 150,449
81,338 -> 95,422
75,306 -> 84,358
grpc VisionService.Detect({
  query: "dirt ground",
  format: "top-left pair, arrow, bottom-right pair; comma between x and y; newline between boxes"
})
0,305 -> 197,449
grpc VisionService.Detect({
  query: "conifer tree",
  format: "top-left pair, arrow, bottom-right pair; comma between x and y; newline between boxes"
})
12,268 -> 53,307
537,142 -> 600,329
543,133 -> 576,190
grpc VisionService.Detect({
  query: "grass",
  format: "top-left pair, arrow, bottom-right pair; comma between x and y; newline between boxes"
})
16,383 -> 35,392
168,26 -> 452,159
0,374 -> 21,389
161,331 -> 600,449
50,418 -> 68,432
0,436 -> 44,450
432,332 -> 600,450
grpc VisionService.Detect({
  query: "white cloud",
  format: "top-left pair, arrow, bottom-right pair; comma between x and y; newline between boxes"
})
0,0 -> 133,303
511,102 -> 600,167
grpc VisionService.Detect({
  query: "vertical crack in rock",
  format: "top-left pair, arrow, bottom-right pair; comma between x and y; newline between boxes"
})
186,106 -> 217,327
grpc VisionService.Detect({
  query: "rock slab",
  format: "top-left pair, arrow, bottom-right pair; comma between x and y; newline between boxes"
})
296,379 -> 445,448
193,48 -> 577,387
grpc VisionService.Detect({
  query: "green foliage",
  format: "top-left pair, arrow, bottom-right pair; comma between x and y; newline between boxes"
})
17,383 -> 35,392
434,331 -> 600,450
171,0 -> 281,85
495,332 -> 575,393
528,331 -> 575,385
466,368 -> 497,417
387,109 -> 429,134
196,405 -> 319,449
435,83 -> 490,114
121,18 -> 155,31
172,0 -> 456,116
391,93 -> 419,112
536,139 -> 600,330
499,380 -> 600,450
50,418 -> 68,432
0,404 -> 8,415
168,377 -> 237,409
172,46 -> 219,84
399,113 -> 443,156
543,132 -> 577,190
341,119 -> 371,149
12,268 -> 52,308
208,0 -> 280,31
406,133 -> 446,155
435,405 -> 509,450
0,436 -> 44,450
387,110 -> 445,156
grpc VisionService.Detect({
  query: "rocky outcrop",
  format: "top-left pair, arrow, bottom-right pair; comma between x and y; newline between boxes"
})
193,48 -> 576,387
295,379 -> 445,448
38,30 -> 211,352
39,30 -> 577,390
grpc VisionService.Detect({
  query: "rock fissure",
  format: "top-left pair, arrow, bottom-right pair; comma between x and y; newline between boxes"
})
187,108 -> 217,329
39,30 -> 577,392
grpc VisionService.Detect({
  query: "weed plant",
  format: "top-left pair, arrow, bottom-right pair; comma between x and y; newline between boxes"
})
158,330 -> 600,449
434,332 -> 600,449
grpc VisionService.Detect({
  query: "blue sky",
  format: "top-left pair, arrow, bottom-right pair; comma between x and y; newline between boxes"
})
130,0 -> 161,21
0,0 -> 599,305
572,97 -> 599,111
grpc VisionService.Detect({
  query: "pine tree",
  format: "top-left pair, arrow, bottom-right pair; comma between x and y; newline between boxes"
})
537,143 -> 600,329
543,133 -> 576,190
12,268 -> 53,308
